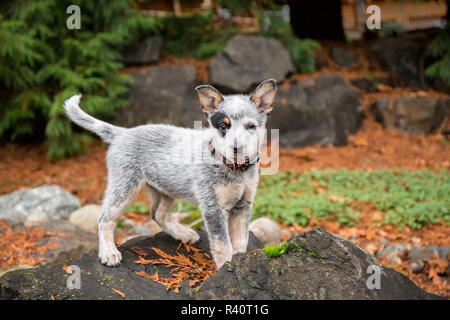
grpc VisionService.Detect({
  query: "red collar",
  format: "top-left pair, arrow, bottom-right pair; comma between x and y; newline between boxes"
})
207,141 -> 259,172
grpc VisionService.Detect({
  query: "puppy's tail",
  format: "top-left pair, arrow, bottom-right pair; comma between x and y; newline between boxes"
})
63,94 -> 124,144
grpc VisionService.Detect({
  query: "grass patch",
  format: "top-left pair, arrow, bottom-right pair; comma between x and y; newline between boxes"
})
123,170 -> 449,231
254,169 -> 449,230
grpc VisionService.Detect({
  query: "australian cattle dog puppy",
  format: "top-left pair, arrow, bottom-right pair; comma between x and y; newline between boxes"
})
63,79 -> 277,268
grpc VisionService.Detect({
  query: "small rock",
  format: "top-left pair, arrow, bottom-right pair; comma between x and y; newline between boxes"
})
0,185 -> 81,225
385,252 -> 402,266
249,217 -> 282,245
408,248 -> 430,261
409,260 -> 424,273
144,220 -> 163,235
426,246 -> 450,260
69,204 -> 101,233
379,237 -> 389,247
132,225 -> 152,237
24,211 -> 49,227
377,244 -> 405,259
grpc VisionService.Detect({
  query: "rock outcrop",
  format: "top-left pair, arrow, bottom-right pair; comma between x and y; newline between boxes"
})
209,35 -> 295,92
0,229 -> 441,300
121,36 -> 162,65
372,97 -> 449,135
197,229 -> 442,300
113,65 -> 202,128
268,74 -> 362,148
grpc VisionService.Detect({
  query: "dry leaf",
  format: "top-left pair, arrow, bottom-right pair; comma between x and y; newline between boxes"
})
62,265 -> 72,274
134,245 -> 215,293
112,288 -> 126,299
131,246 -> 148,257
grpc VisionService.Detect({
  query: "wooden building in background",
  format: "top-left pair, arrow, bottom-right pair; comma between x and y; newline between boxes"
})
135,0 -> 448,39
342,0 -> 447,39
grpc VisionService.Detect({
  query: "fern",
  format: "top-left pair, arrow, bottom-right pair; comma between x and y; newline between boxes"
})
426,22 -> 450,87
0,0 -> 160,159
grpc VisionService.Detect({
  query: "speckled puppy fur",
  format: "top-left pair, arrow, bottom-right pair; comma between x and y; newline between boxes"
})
63,79 -> 277,268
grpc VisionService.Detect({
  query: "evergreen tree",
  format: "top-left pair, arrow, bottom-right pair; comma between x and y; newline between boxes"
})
0,0 -> 159,159
425,22 -> 450,88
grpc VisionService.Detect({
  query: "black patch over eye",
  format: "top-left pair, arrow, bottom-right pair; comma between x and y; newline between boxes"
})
210,111 -> 231,137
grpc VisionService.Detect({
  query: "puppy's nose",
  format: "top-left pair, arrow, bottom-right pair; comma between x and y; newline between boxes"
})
233,139 -> 241,154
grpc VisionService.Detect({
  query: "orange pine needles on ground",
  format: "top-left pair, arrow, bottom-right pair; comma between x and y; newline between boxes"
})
111,288 -> 126,299
134,243 -> 216,293
0,219 -> 63,268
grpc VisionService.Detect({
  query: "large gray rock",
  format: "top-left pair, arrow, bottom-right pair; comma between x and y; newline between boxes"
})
0,231 -> 261,300
0,229 -> 441,300
370,38 -> 425,88
209,35 -> 295,92
372,97 -> 449,135
114,65 -> 203,128
330,47 -> 358,67
0,185 -> 80,225
121,36 -> 162,65
197,229 -> 442,300
268,74 -> 362,148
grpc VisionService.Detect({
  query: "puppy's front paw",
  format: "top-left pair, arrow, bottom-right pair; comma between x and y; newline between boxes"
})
99,247 -> 122,267
180,227 -> 200,244
164,222 -> 200,244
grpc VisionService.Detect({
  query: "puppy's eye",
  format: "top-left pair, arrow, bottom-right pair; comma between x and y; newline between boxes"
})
219,123 -> 228,131
247,123 -> 256,130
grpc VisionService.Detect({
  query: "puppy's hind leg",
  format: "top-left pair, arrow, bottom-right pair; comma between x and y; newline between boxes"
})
153,194 -> 200,244
98,178 -> 141,267
147,185 -> 160,221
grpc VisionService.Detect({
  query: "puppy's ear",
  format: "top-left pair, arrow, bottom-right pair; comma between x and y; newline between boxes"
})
195,85 -> 223,115
250,79 -> 277,115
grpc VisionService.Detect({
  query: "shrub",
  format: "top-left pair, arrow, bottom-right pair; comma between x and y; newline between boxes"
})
425,22 -> 450,87
157,11 -> 236,60
378,21 -> 408,38
0,0 -> 160,159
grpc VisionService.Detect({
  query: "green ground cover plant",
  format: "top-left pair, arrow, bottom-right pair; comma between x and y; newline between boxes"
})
127,169 -> 449,232
253,169 -> 449,230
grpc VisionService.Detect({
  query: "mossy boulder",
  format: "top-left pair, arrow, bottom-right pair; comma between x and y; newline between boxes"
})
0,229 -> 442,300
